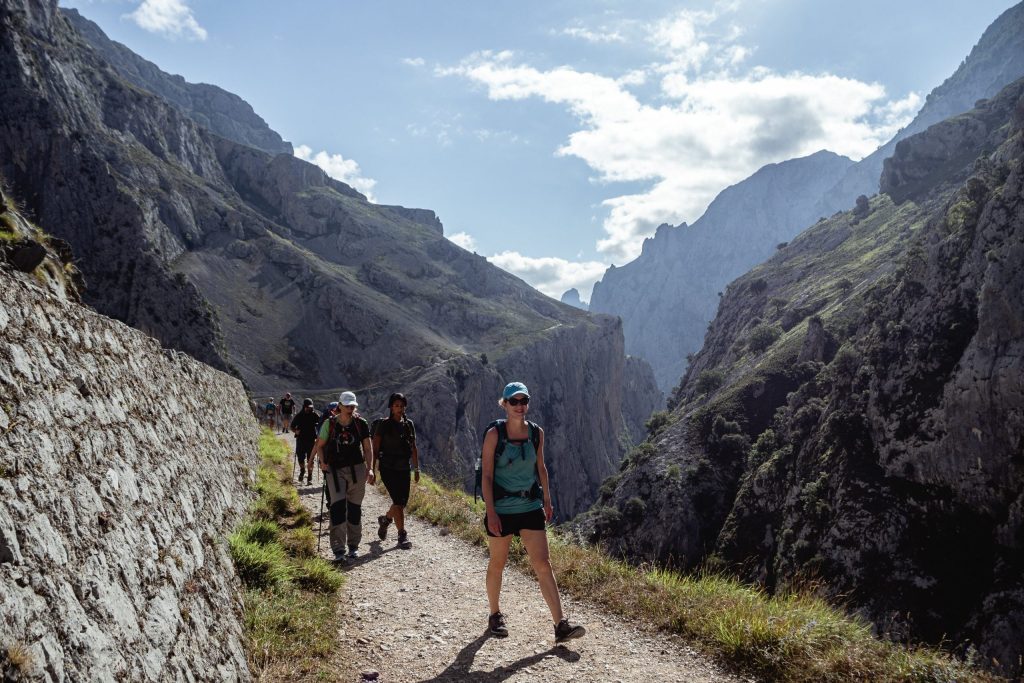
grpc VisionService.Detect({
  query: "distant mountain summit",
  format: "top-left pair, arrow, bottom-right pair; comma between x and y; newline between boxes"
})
0,0 -> 659,518
590,150 -> 853,393
560,288 -> 588,311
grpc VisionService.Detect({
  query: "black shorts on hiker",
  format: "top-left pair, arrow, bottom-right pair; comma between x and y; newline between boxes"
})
380,467 -> 411,507
485,508 -> 546,537
295,438 -> 314,463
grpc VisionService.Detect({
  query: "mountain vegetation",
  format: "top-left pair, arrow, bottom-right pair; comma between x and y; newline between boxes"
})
579,77 -> 1024,677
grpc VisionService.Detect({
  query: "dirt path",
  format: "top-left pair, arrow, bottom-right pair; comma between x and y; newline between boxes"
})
280,434 -> 744,683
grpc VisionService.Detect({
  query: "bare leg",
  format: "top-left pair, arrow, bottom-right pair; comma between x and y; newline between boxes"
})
520,529 -> 564,624
390,504 -> 406,531
486,535 -> 513,615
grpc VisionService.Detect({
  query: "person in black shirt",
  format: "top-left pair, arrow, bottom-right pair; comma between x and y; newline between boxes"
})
278,392 -> 296,433
370,392 -> 419,549
290,398 -> 321,485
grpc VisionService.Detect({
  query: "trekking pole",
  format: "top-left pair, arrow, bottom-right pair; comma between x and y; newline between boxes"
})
317,479 -> 326,553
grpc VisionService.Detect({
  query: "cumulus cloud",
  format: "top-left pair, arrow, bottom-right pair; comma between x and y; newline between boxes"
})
402,57 -> 426,67
438,7 -> 920,261
447,231 -> 477,251
487,251 -> 608,300
294,144 -> 378,202
125,0 -> 207,41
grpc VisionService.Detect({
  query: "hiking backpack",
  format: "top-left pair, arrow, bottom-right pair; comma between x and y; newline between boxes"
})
473,419 -> 542,502
323,417 -> 369,468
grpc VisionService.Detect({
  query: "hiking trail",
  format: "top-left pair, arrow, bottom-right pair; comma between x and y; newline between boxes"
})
280,434 -> 744,683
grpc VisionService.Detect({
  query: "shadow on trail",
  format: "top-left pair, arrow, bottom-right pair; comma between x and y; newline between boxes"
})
415,633 -> 581,682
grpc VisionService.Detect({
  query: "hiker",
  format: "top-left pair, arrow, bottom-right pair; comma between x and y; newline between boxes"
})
313,391 -> 372,564
370,393 -> 420,550
279,392 -> 296,433
290,398 -> 321,485
262,397 -> 276,428
481,382 -> 585,643
318,401 -> 338,433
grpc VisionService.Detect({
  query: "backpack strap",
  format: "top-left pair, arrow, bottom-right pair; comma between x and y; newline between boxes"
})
494,420 -> 508,457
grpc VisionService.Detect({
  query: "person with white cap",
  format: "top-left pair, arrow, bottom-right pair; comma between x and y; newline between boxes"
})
312,390 -> 372,564
481,381 -> 585,643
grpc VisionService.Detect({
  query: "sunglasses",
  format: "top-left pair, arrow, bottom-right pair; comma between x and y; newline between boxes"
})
506,397 -> 530,406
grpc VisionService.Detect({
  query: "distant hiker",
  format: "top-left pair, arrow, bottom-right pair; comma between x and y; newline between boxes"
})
262,397 -> 276,428
370,392 -> 419,550
279,392 -> 296,433
290,398 -> 321,485
313,391 -> 372,564
481,382 -> 585,643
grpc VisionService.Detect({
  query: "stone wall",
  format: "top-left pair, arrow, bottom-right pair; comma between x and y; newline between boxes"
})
0,268 -> 260,681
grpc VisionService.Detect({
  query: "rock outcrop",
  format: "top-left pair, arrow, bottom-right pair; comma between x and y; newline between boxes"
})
0,262 -> 260,680
590,151 -> 853,393
559,288 -> 588,311
580,78 -> 1024,677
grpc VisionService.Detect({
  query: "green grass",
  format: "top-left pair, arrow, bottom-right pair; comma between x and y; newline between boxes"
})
229,428 -> 353,682
403,473 -> 1001,683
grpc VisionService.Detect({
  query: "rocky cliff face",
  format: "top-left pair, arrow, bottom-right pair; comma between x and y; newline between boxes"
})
813,1 -> 1024,220
590,4 -> 1024,397
0,261 -> 260,680
590,151 -> 853,394
62,8 -> 292,156
580,79 -> 1024,677
559,288 -> 588,311
0,0 -> 652,519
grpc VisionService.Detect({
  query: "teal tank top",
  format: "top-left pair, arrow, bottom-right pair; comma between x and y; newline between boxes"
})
493,437 -> 543,514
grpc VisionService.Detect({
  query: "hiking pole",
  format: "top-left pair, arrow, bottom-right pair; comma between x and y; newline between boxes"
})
317,479 -> 326,553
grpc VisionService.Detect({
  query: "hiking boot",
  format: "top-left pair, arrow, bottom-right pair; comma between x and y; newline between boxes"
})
306,475 -> 312,486
298,468 -> 305,483
347,546 -> 359,559
554,619 -> 585,643
397,530 -> 412,549
377,515 -> 391,541
332,549 -> 347,565
488,611 -> 508,638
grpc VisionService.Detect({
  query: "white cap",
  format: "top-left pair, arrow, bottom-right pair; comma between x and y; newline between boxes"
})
339,391 -> 358,406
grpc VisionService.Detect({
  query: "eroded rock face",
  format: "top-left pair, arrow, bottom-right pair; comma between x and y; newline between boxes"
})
582,80 -> 1024,677
0,266 -> 260,681
589,151 -> 854,394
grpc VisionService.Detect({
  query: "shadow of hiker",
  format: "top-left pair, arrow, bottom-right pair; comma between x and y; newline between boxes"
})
414,633 -> 581,682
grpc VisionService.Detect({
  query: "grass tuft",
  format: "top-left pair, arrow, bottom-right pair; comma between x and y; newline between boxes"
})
230,428 -> 353,682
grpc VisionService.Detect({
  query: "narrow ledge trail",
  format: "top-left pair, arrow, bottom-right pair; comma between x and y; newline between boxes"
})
281,434 -> 745,683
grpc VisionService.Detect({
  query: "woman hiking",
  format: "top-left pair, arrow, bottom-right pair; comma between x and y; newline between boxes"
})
370,393 -> 420,549
312,391 -> 372,564
481,381 -> 585,643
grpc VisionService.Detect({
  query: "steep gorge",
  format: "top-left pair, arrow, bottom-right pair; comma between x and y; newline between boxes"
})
580,78 -> 1024,676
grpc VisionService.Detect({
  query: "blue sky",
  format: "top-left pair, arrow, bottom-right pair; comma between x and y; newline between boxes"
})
61,0 -> 1017,300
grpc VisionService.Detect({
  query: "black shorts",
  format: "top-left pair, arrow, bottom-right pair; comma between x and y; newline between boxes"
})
380,467 -> 411,507
485,507 -> 546,537
295,438 -> 314,461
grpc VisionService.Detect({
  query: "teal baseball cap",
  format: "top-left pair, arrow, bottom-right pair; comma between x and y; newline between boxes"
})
502,382 -> 530,400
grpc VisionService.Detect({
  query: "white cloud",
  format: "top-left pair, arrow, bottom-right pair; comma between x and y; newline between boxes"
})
488,251 -> 608,301
447,231 -> 477,251
294,144 -> 378,202
439,7 -> 920,261
402,57 -> 426,67
125,0 -> 207,41
560,26 -> 626,44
